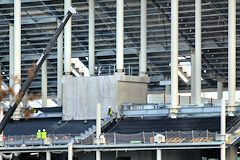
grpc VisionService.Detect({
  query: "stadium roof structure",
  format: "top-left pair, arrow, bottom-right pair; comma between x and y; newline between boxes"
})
0,0 -> 239,97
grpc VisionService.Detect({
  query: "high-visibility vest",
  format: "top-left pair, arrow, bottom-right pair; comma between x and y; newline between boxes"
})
36,131 -> 41,139
41,131 -> 47,139
108,108 -> 113,116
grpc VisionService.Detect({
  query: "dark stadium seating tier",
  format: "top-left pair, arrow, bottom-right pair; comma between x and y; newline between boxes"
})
107,117 -> 235,134
4,118 -> 95,136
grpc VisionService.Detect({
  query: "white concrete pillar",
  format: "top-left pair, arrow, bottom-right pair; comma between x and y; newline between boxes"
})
227,146 -> 238,160
46,151 -> 51,160
217,81 -> 223,100
116,0 -> 124,73
170,0 -> 179,115
220,98 -> 226,160
191,52 -> 195,103
64,0 -> 72,75
13,0 -> 21,120
139,0 -> 147,76
89,0 -> 95,76
41,61 -> 47,107
96,103 -> 101,160
9,24 -> 14,100
228,0 -> 236,108
195,0 -> 201,106
68,143 -> 73,160
57,21 -> 63,106
156,150 -> 162,160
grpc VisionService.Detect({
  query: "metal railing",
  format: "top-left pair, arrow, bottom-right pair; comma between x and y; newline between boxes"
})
1,130 -> 218,147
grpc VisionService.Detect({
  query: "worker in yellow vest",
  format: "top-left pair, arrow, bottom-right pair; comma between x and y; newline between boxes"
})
41,129 -> 47,140
107,106 -> 113,117
36,130 -> 41,139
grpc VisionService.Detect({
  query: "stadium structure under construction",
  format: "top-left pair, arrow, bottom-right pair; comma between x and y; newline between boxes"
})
0,0 -> 240,160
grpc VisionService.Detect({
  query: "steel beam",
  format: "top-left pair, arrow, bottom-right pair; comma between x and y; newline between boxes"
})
57,21 -> 63,106
41,61 -> 47,107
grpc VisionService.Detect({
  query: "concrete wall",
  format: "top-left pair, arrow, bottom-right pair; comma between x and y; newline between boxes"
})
62,75 -> 149,120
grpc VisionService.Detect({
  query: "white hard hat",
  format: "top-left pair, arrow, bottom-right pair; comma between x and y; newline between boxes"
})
108,106 -> 111,108
38,130 -> 41,132
43,129 -> 46,131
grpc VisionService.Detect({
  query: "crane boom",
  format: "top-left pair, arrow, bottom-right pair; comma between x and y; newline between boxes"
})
0,7 -> 76,133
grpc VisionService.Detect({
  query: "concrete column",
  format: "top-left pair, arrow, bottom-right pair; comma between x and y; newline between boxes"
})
139,0 -> 147,76
227,146 -> 238,160
228,0 -> 236,108
96,103 -> 101,160
195,0 -> 201,106
9,24 -> 14,100
57,21 -> 63,106
220,98 -> 226,160
64,0 -> 72,75
41,61 -> 47,107
89,0 -> 95,76
68,143 -> 73,160
13,0 -> 21,120
116,0 -> 124,73
46,151 -> 51,160
191,52 -> 195,103
170,0 -> 179,115
217,81 -> 223,100
165,85 -> 171,95
156,150 -> 162,160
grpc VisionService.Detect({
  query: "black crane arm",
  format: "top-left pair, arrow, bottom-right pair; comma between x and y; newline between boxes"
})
0,7 -> 76,133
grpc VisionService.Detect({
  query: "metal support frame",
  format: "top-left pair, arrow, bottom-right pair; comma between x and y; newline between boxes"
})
191,52 -> 195,103
9,24 -> 14,101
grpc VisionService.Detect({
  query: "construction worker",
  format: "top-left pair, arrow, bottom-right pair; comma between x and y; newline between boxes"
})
107,106 -> 113,117
41,129 -> 47,140
36,130 -> 41,139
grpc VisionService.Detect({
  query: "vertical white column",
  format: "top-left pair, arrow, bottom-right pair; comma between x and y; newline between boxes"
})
9,24 -> 14,100
57,21 -> 63,106
139,0 -> 147,76
96,103 -> 101,160
217,81 -> 223,100
170,0 -> 179,115
46,151 -> 51,160
89,0 -> 95,76
195,0 -> 201,106
41,61 -> 47,107
220,98 -> 226,160
68,143 -> 73,160
116,0 -> 124,73
191,52 -> 195,104
64,0 -> 72,75
165,85 -> 171,95
228,0 -> 236,108
0,153 -> 2,160
13,0 -> 21,120
156,150 -> 162,160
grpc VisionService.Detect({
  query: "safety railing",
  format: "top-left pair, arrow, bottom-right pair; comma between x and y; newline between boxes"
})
0,130 -> 218,147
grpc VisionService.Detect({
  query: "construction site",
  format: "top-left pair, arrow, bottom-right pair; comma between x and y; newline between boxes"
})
0,0 -> 239,160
